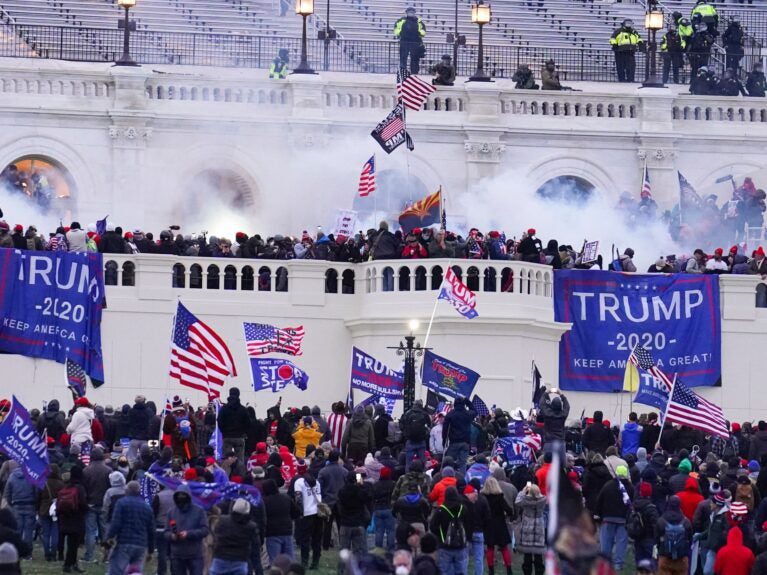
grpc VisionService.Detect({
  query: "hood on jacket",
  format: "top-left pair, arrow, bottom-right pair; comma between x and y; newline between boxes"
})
624,422 -> 640,432
267,452 -> 282,466
47,400 -> 60,413
727,525 -> 745,547
351,405 -> 368,427
651,452 -> 667,466
636,447 -> 648,462
663,495 -> 684,523
109,471 -> 126,488
684,477 -> 701,493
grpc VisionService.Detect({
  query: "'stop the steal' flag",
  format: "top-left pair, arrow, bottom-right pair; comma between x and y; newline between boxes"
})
250,358 -> 309,393
350,347 -> 404,399
370,103 -> 414,155
438,267 -> 479,319
0,249 -> 106,382
0,396 -> 49,488
421,350 -> 480,400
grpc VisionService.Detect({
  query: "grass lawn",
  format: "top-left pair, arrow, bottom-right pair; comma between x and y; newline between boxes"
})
21,545 -> 636,575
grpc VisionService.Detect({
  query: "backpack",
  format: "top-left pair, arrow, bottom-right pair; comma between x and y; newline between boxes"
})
56,486 -> 80,515
626,508 -> 646,540
387,420 -> 403,444
441,504 -> 466,549
404,411 -> 429,442
662,522 -> 689,560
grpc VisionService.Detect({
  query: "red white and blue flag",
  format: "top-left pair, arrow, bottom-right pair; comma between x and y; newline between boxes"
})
244,323 -> 305,357
641,164 -> 652,198
358,155 -> 376,197
65,359 -> 86,399
438,267 -> 479,319
170,302 -> 237,401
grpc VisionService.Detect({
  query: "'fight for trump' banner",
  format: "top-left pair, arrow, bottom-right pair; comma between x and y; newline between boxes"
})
0,249 -> 105,382
554,270 -> 721,392
421,350 -> 480,400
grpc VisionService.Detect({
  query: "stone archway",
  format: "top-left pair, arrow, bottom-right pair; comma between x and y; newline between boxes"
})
0,155 -> 77,218
352,169 -> 429,226
535,175 -> 596,203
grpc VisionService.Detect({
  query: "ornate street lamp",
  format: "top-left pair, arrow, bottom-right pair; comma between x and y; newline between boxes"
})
642,0 -> 665,88
293,0 -> 317,74
389,320 -> 427,413
115,0 -> 139,67
469,0 -> 492,82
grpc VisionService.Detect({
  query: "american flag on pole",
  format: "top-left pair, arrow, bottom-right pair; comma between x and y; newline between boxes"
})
628,345 -> 674,390
641,164 -> 652,198
358,155 -> 376,197
397,68 -> 436,111
169,302 -> 237,401
243,323 -> 305,357
65,359 -> 86,399
666,379 -> 729,438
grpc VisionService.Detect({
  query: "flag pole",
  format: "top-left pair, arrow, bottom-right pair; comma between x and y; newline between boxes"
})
422,259 -> 451,352
159,301 -> 180,442
657,372 -> 677,449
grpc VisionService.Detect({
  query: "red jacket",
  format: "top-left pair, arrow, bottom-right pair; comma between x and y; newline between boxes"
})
535,463 -> 551,496
429,476 -> 457,506
715,526 -> 754,575
401,243 -> 427,258
676,477 -> 704,521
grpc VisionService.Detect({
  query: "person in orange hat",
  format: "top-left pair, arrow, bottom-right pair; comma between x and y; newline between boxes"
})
706,248 -> 730,273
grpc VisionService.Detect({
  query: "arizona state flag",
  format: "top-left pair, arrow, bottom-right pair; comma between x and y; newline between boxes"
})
398,190 -> 441,233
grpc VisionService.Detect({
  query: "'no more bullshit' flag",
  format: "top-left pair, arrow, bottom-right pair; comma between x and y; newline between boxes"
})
421,350 -> 480,400
350,347 -> 404,399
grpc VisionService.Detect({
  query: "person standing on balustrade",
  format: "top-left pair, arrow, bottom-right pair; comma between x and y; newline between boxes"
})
610,19 -> 642,83
394,7 -> 426,74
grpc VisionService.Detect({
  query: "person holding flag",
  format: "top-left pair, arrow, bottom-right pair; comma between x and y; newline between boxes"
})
162,397 -> 198,463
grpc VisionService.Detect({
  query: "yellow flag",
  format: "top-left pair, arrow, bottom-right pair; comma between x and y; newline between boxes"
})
623,361 -> 639,392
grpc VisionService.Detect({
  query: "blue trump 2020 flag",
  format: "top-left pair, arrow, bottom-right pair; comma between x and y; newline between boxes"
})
147,475 -> 262,510
421,350 -> 480,400
250,358 -> 309,392
0,397 -> 49,488
350,347 -> 404,399
0,249 -> 106,382
554,270 -> 721,392
634,373 -> 671,411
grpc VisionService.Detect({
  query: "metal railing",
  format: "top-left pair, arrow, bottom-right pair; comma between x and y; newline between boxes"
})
0,23 -> 648,83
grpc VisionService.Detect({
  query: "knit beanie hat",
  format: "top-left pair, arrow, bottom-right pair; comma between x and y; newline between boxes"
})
232,498 -> 250,515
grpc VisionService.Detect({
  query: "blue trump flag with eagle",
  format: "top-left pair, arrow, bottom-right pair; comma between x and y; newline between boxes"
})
421,350 -> 480,400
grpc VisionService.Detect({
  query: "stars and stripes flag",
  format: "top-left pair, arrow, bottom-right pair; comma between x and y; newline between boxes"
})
65,359 -> 86,399
679,171 -> 703,210
641,164 -> 652,197
243,323 -> 305,357
628,344 -> 674,389
397,68 -> 436,111
665,379 -> 729,438
472,395 -> 490,417
358,155 -> 376,197
79,441 -> 92,466
169,302 -> 237,401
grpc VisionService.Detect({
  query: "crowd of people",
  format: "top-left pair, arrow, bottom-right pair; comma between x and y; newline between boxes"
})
3,386 -> 767,575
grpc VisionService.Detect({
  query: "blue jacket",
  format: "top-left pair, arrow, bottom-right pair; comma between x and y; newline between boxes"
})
165,487 -> 209,559
621,422 -> 643,457
3,468 -> 37,507
465,463 -> 491,488
107,494 -> 155,551
442,404 -> 476,445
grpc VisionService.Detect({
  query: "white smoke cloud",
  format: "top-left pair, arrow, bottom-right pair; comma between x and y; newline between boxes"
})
0,188 -> 60,234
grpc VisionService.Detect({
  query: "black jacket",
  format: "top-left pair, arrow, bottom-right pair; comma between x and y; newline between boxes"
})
583,461 -> 612,514
371,229 -> 400,260
218,397 -> 251,439
539,394 -> 570,442
262,491 -> 300,537
400,406 -> 431,443
582,422 -> 615,455
212,512 -> 259,562
442,404 -> 476,445
128,402 -> 152,441
640,423 -> 661,451
595,477 -> 633,521
430,501 -> 470,549
99,231 -> 126,254
747,72 -> 766,97
337,482 -> 372,528
393,494 -> 431,525
372,479 -> 395,511
37,400 -> 66,441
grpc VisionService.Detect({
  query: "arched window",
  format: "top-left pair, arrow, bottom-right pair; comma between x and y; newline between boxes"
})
325,269 -> 339,294
121,262 -> 135,287
415,266 -> 427,291
398,266 -> 411,291
466,266 -> 480,292
258,266 -> 271,291
190,264 -> 202,289
207,264 -> 220,290
276,267 -> 288,292
536,175 -> 595,202
173,263 -> 186,288
0,155 -> 77,219
342,269 -> 355,294
431,265 -> 444,290
224,265 -> 237,291
241,266 -> 254,291
104,261 -> 118,286
501,267 -> 514,292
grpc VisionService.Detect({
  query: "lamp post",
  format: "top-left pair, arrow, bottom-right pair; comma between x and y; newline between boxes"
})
469,0 -> 492,82
388,320 -> 427,413
293,0 -> 316,74
115,0 -> 139,67
642,0 -> 665,88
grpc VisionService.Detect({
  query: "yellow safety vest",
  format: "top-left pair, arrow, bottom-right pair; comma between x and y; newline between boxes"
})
692,3 -> 717,20
610,29 -> 640,49
661,33 -> 686,52
394,17 -> 426,39
269,59 -> 288,79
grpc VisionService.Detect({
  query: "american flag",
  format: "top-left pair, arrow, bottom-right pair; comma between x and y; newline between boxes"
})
666,379 -> 729,438
679,171 -> 703,209
641,164 -> 652,197
169,302 -> 237,401
629,345 -> 674,390
65,359 -> 86,399
472,395 -> 490,417
358,155 -> 376,197
397,68 -> 436,111
80,440 -> 92,466
243,323 -> 305,356
381,113 -> 405,141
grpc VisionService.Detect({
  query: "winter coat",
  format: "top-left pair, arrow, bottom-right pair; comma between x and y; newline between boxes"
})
515,492 -> 547,554
337,482 -> 372,528
595,478 -> 633,522
465,463 -> 491,488
292,422 -> 323,458
341,411 -> 375,456
483,492 -> 514,546
66,406 -> 94,445
371,229 -> 400,260
392,471 -> 431,505
400,405 -> 432,443
655,504 -> 692,558
57,481 -> 88,536
634,496 -> 660,540
38,468 -> 65,517
82,459 -> 112,507
393,493 -> 431,525
3,468 -> 37,507
37,400 -> 66,442
583,422 -> 615,455
621,422 -> 643,456
714,526 -> 754,575
430,501 -> 471,550
66,229 -> 87,253
442,403 -> 476,445
262,481 -> 300,537
372,478 -> 395,511
583,461 -> 612,514
163,412 -> 198,461
539,393 -> 570,441
107,494 -> 155,551
127,402 -> 152,440
750,431 -> 767,462
318,462 -> 348,507
212,511 -> 259,562
429,477 -> 457,507
677,477 -> 704,521
102,472 -> 126,522
165,492 -> 209,559
219,397 -> 251,439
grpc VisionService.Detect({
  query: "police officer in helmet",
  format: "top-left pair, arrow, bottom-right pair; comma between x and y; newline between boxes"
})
394,7 -> 426,74
609,19 -> 643,82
